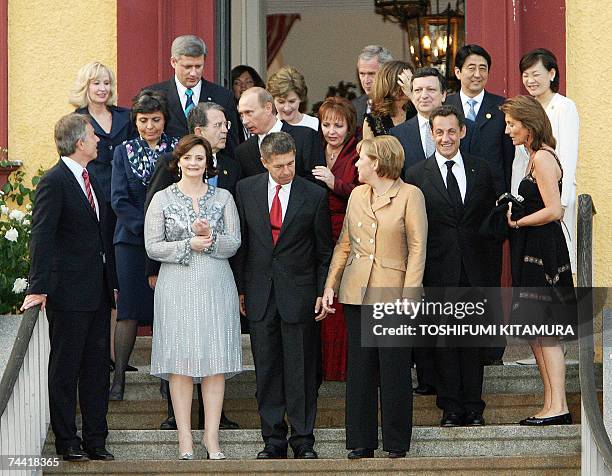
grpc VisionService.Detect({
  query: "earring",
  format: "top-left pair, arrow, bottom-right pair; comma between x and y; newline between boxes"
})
177,166 -> 182,178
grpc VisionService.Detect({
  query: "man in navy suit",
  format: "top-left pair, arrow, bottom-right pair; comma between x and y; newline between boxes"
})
145,35 -> 239,151
22,114 -> 115,461
390,67 -> 477,182
445,45 -> 514,195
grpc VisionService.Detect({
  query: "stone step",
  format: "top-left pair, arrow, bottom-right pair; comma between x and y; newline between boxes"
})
43,454 -> 580,475
94,393 -> 593,430
117,363 -> 600,401
43,425 -> 580,460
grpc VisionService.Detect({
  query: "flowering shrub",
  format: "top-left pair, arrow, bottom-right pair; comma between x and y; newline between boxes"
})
0,169 -> 43,314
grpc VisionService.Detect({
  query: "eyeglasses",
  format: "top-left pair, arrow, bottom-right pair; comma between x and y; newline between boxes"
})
208,121 -> 231,130
233,79 -> 254,88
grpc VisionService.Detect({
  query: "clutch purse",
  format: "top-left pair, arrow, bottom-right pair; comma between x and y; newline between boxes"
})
496,192 -> 525,221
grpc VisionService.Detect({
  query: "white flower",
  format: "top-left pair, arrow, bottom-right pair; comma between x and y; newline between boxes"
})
12,278 -> 28,294
9,210 -> 26,222
26,204 -> 32,210
22,219 -> 30,226
4,227 -> 18,242
0,205 -> 8,215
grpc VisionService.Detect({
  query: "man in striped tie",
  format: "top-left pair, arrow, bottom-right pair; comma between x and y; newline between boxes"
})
22,113 -> 115,461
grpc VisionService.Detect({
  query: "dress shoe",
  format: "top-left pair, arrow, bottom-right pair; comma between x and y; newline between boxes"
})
160,416 -> 178,430
203,444 -> 226,460
519,413 -> 572,426
441,412 -> 464,427
257,445 -> 287,459
84,447 -> 114,461
108,380 -> 125,401
347,448 -> 375,459
110,359 -> 138,372
294,445 -> 318,459
58,446 -> 89,461
179,452 -> 194,460
388,450 -> 406,458
463,412 -> 485,426
219,412 -> 240,430
413,384 -> 436,395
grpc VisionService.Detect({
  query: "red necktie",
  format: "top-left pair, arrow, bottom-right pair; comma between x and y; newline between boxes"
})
270,184 -> 282,245
82,169 -> 97,215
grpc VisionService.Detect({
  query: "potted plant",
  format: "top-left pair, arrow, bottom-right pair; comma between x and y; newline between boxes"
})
0,168 -> 43,314
0,148 -> 23,188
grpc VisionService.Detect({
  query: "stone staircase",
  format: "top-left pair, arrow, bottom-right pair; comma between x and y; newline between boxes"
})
43,336 -> 595,475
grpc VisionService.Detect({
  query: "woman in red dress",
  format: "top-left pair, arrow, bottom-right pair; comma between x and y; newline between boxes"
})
312,97 -> 360,381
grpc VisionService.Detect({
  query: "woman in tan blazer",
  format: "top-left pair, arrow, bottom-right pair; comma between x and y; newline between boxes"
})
322,135 -> 427,459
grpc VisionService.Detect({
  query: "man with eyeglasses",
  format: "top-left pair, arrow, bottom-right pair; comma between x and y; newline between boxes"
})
144,101 -> 243,432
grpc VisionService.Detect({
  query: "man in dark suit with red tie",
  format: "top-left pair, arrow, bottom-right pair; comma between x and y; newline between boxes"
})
22,113 -> 115,461
145,34 -> 239,150
234,132 -> 332,459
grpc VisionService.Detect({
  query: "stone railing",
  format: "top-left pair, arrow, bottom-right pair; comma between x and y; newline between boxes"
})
0,306 -> 50,475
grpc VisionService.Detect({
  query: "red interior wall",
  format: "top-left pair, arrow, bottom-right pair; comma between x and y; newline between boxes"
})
117,0 -> 216,107
466,0 -> 566,98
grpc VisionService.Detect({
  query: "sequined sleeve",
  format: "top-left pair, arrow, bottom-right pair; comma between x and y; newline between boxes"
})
144,191 -> 192,265
207,192 -> 241,259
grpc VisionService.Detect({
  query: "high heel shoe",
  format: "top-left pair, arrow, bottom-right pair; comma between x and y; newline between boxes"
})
203,444 -> 226,460
108,377 -> 125,401
179,452 -> 194,460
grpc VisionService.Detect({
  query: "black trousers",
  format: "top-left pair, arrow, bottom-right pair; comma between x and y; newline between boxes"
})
47,292 -> 111,452
344,305 -> 413,452
434,265 -> 485,415
248,292 -> 318,451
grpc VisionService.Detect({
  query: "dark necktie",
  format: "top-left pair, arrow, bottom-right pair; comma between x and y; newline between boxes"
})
81,169 -> 97,215
184,88 -> 195,117
445,160 -> 463,209
270,184 -> 283,245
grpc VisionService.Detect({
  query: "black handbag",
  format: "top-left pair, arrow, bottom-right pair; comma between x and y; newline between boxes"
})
497,192 -> 525,221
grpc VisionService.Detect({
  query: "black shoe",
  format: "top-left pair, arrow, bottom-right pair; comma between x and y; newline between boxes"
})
388,450 -> 406,458
463,412 -> 485,426
160,416 -> 177,430
441,412 -> 464,427
110,360 -> 138,372
414,384 -> 436,395
347,448 -> 375,459
58,446 -> 89,461
108,379 -> 125,401
219,412 -> 240,430
294,445 -> 318,459
520,413 -> 572,426
257,445 -> 287,459
84,447 -> 114,461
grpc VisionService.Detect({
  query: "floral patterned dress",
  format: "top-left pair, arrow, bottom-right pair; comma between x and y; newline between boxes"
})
145,184 -> 243,381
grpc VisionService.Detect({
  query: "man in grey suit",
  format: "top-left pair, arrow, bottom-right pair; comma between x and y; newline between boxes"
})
351,45 -> 393,127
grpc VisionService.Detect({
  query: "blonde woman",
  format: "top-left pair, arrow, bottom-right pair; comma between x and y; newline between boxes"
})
267,65 -> 319,131
69,61 -> 135,371
362,60 -> 415,139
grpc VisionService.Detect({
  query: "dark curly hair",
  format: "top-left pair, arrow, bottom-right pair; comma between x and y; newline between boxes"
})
168,134 -> 217,180
131,89 -> 169,128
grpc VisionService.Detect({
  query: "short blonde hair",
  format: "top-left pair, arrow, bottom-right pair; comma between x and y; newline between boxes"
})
69,61 -> 117,108
356,135 -> 404,180
267,66 -> 309,112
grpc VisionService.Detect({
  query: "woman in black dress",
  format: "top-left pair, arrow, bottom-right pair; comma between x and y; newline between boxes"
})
501,95 -> 575,426
362,60 -> 415,139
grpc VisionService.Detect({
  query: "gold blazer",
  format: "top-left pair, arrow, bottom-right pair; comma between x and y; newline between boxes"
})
325,179 -> 427,305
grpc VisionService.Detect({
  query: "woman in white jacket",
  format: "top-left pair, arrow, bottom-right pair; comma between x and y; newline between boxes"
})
511,48 -> 579,272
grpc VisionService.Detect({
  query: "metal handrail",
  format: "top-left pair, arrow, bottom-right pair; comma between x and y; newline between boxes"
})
577,194 -> 612,472
0,304 -> 40,417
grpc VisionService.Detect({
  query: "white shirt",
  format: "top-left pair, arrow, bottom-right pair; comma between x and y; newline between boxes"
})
277,114 -> 319,131
174,76 -> 202,110
459,89 -> 485,119
417,114 -> 431,157
267,175 -> 291,219
435,150 -> 466,202
61,156 -> 100,219
258,118 -> 284,148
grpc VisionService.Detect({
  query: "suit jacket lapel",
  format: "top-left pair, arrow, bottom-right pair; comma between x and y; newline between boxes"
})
198,79 -> 214,104
408,120 -> 426,163
109,107 -> 130,139
371,179 -> 401,213
424,156 -> 453,207
216,151 -> 230,188
253,174 -> 273,246
475,91 -> 494,128
59,160 -> 99,224
167,80 -> 188,132
463,154 -> 478,205
278,178 -> 305,241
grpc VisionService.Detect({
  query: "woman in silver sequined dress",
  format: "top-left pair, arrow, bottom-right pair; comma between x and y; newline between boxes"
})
145,134 -> 242,459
